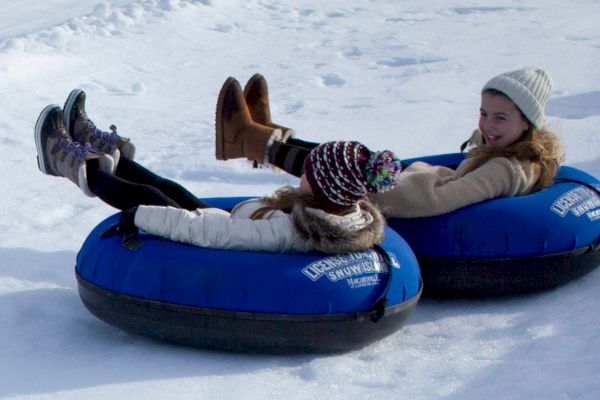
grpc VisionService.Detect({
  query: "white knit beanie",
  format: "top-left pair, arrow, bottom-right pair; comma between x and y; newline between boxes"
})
482,67 -> 554,128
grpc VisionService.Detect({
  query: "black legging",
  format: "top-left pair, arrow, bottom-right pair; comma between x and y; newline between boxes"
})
269,138 -> 319,177
87,157 -> 209,211
87,137 -> 317,211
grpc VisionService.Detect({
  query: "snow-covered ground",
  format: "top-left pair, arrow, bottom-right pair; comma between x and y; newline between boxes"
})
1,0 -> 599,399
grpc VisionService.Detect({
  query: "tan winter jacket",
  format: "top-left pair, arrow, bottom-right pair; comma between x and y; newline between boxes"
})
374,132 -> 541,218
134,198 -> 385,253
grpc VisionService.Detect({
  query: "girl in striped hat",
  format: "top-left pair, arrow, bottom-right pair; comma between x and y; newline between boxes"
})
35,82 -> 402,253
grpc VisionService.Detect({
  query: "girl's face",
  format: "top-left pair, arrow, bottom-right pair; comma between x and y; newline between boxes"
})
298,174 -> 313,194
478,92 -> 530,147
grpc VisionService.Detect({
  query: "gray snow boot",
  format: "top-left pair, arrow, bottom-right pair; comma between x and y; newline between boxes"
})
63,88 -> 136,164
35,104 -> 115,197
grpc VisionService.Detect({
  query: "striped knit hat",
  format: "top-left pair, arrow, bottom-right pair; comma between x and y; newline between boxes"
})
304,141 -> 403,211
482,66 -> 554,128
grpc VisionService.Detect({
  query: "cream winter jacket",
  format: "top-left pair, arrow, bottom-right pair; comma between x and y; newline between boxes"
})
374,132 -> 541,218
134,198 -> 385,253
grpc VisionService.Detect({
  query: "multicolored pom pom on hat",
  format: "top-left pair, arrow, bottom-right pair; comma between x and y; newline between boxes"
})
304,141 -> 404,210
365,150 -> 403,193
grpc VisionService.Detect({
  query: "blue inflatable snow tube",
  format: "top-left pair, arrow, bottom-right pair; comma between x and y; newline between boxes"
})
388,153 -> 600,295
76,197 -> 422,353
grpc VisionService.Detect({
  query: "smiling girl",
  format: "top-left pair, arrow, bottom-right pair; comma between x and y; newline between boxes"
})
217,67 -> 563,218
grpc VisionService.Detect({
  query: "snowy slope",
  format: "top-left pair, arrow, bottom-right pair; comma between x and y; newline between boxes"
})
0,0 -> 599,399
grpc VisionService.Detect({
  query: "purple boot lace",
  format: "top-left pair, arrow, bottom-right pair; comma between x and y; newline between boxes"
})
87,120 -> 119,149
59,137 -> 101,160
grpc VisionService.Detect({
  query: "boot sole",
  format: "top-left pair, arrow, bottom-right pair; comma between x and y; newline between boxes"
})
34,104 -> 61,176
215,77 -> 236,160
63,88 -> 84,136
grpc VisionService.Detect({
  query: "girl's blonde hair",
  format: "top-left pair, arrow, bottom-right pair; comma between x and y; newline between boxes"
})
250,185 -> 323,220
466,126 -> 563,191
466,89 -> 564,191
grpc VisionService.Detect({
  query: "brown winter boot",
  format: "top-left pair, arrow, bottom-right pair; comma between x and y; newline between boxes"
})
35,105 -> 115,197
215,77 -> 282,163
63,88 -> 136,163
243,73 -> 294,141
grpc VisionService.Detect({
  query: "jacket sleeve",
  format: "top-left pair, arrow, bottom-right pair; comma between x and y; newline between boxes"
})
133,206 -> 308,253
375,157 -> 538,218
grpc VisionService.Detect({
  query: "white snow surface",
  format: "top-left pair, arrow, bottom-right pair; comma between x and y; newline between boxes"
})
1,0 -> 599,399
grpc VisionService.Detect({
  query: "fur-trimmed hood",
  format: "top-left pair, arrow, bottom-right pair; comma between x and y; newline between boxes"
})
291,199 -> 385,254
